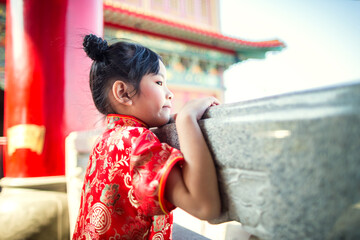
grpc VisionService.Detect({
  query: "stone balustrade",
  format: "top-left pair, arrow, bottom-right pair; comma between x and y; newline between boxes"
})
0,177 -> 69,240
153,81 -> 360,239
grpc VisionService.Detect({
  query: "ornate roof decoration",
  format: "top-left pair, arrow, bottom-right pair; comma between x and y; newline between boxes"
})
103,2 -> 285,60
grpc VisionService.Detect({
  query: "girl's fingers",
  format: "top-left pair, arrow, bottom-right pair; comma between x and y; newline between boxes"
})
208,97 -> 220,107
177,97 -> 221,121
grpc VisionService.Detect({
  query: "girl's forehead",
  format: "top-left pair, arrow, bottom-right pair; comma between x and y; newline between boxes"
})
159,61 -> 167,75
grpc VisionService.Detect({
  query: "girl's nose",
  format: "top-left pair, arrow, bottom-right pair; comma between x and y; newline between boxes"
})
167,88 -> 174,100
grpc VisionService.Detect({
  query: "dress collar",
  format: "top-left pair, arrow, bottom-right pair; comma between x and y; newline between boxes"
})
106,114 -> 148,129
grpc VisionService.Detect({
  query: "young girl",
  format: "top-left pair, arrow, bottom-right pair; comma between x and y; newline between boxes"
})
72,34 -> 221,239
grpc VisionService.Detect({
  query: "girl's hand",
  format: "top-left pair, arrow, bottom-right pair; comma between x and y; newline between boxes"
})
177,97 -> 220,121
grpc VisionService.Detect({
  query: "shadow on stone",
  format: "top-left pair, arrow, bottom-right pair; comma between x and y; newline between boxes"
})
173,223 -> 210,240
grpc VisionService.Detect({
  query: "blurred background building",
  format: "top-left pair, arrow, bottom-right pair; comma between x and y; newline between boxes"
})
0,0 -> 283,179
102,0 -> 284,112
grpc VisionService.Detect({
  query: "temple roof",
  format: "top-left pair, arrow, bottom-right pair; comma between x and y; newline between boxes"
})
103,3 -> 285,60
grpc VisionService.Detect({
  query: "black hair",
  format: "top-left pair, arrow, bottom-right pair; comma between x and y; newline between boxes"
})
83,34 -> 162,115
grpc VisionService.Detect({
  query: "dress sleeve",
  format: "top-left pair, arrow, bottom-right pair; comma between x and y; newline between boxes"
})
130,129 -> 184,216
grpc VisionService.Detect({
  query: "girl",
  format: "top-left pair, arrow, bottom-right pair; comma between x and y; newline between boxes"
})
72,34 -> 221,240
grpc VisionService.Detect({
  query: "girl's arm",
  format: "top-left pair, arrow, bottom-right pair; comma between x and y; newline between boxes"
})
165,97 -> 221,220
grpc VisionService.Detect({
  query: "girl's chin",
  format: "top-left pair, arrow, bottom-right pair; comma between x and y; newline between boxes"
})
158,116 -> 171,126
147,115 -> 170,128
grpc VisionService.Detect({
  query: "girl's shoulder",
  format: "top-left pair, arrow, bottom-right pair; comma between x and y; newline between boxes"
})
103,125 -> 148,137
100,125 -> 158,148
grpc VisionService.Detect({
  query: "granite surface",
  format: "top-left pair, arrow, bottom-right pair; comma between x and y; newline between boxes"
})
152,82 -> 360,240
0,187 -> 69,240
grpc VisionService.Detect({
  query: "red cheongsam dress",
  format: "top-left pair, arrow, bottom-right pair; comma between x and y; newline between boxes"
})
72,114 -> 184,240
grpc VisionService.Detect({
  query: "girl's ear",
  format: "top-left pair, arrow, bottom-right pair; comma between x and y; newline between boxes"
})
112,81 -> 133,106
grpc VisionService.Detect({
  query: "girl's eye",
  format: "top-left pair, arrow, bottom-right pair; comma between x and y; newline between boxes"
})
156,81 -> 163,86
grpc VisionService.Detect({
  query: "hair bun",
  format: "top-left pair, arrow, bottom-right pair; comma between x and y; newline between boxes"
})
83,34 -> 109,61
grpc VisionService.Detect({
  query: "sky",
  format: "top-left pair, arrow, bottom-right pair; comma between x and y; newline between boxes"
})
219,0 -> 360,103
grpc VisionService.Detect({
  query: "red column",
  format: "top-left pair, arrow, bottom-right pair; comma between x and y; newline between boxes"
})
4,0 -> 103,178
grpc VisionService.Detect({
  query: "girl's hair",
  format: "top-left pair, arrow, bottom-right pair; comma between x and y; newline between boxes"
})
83,34 -> 162,115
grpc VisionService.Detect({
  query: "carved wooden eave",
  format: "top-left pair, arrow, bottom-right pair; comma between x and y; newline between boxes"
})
103,1 -> 286,63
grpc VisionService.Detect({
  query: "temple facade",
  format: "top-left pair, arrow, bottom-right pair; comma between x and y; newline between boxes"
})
102,0 -> 284,112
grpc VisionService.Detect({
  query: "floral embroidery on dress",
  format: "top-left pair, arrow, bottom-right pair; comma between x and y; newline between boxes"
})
153,215 -> 166,232
89,155 -> 97,176
108,154 -> 128,181
120,216 -> 150,239
82,223 -> 99,239
72,114 -> 184,240
100,184 -> 120,207
152,232 -> 165,240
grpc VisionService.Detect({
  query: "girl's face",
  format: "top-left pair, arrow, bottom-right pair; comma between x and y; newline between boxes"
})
131,61 -> 173,127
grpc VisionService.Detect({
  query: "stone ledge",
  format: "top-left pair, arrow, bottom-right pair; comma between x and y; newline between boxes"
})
0,176 -> 67,192
0,188 -> 69,240
152,82 -> 360,239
